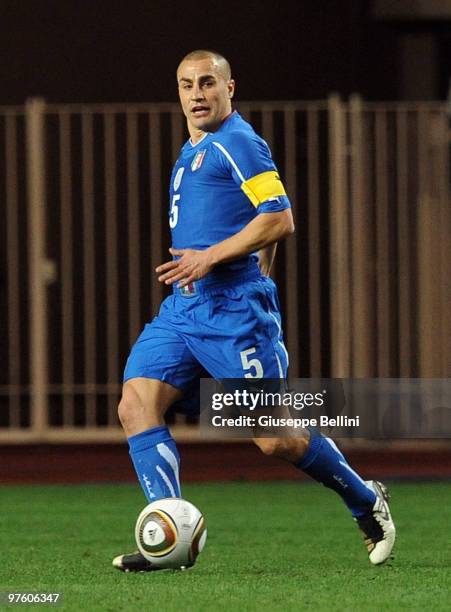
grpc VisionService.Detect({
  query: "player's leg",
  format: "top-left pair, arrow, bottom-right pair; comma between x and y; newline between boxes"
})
113,312 -> 202,572
118,377 -> 183,501
114,377 -> 183,572
254,434 -> 395,564
212,275 -> 375,518
252,278 -> 394,562
192,276 -> 394,564
254,431 -> 376,517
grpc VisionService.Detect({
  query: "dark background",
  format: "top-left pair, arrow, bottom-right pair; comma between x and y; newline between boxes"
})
1,0 -> 451,105
1,0 -> 450,404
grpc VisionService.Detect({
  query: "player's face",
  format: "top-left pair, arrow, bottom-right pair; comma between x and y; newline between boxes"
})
177,58 -> 235,136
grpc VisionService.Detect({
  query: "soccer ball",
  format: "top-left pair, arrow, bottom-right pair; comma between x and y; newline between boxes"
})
135,498 -> 207,569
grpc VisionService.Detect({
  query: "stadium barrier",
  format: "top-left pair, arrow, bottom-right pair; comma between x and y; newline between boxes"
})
0,96 -> 449,443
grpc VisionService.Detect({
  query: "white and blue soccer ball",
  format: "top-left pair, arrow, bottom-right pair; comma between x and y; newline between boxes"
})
135,498 -> 207,569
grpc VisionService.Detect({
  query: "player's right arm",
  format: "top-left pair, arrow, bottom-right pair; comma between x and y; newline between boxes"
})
258,243 -> 277,276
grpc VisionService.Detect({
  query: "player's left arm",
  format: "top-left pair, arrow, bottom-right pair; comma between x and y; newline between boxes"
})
205,207 -> 294,263
157,209 -> 293,286
156,132 -> 294,287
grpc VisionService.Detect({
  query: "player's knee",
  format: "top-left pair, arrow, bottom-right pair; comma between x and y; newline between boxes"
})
255,436 -> 310,462
255,437 -> 283,457
117,389 -> 141,429
117,396 -> 131,429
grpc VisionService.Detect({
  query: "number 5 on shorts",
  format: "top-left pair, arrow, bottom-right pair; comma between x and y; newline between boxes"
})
240,347 -> 264,378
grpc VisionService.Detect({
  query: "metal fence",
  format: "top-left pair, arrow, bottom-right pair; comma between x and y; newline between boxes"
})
0,96 -> 450,442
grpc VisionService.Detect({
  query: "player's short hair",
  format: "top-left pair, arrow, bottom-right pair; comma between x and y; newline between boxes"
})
178,49 -> 232,81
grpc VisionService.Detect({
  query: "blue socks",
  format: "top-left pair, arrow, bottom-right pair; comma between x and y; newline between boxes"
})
129,425 -> 375,518
296,431 -> 376,518
128,426 -> 181,502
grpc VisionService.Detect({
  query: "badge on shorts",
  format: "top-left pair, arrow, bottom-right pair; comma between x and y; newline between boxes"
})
191,149 -> 206,172
180,282 -> 196,296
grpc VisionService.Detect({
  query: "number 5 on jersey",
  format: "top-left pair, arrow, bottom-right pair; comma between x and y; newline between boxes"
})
170,166 -> 185,229
169,194 -> 180,229
240,347 -> 264,378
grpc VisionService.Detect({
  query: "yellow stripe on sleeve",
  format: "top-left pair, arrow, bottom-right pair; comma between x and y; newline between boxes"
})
240,170 -> 287,208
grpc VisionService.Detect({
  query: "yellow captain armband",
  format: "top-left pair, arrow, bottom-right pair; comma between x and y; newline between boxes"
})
240,170 -> 287,208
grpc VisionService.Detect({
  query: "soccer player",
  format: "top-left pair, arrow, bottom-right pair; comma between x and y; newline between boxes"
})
113,50 -> 395,571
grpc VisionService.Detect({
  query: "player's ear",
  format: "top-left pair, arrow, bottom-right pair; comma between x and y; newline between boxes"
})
228,79 -> 235,98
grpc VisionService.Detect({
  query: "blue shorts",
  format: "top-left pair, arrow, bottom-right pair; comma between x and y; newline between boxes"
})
124,270 -> 289,414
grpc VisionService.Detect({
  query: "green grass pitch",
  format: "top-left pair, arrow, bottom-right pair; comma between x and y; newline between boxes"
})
1,481 -> 450,611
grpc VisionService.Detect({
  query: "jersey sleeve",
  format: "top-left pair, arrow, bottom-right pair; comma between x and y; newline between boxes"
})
212,132 -> 291,213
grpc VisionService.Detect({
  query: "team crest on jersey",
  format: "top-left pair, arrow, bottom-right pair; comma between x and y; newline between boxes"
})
191,149 -> 206,172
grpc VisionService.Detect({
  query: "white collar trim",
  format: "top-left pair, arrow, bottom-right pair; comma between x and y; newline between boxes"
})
189,132 -> 209,147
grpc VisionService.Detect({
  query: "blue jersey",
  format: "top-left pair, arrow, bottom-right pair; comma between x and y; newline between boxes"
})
169,111 -> 291,276
125,112 -> 290,402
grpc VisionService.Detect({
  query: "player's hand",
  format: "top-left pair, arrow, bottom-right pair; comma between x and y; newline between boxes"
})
156,248 -> 215,287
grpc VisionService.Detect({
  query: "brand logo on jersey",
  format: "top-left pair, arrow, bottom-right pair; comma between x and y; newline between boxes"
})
191,150 -> 206,172
173,166 -> 185,191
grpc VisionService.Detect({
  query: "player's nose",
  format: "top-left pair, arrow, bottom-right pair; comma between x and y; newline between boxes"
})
190,83 -> 205,101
